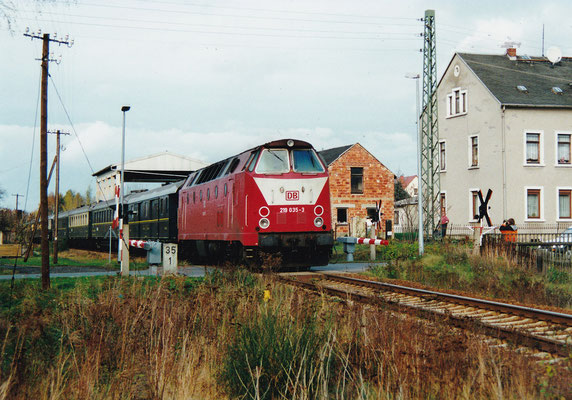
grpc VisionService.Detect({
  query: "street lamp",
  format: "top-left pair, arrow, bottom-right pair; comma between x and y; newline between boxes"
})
119,105 -> 130,273
405,74 -> 424,255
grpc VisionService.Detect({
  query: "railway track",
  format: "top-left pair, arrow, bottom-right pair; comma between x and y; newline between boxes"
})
279,272 -> 572,358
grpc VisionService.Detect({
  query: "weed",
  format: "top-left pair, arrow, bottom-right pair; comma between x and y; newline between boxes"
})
221,307 -> 329,399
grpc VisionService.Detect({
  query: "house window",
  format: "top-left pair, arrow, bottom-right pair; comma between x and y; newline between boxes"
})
525,132 -> 542,165
470,136 -> 478,167
446,87 -> 468,118
350,167 -> 363,194
470,189 -> 480,221
557,133 -> 571,165
439,141 -> 446,171
394,211 -> 400,225
526,189 -> 541,219
440,192 -> 446,212
337,208 -> 348,223
558,189 -> 571,219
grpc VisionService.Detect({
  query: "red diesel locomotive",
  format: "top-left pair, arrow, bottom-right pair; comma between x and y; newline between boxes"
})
177,139 -> 333,267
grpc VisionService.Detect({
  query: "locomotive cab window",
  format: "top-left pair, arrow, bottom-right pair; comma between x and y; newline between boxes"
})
247,150 -> 261,172
292,149 -> 324,173
255,149 -> 290,174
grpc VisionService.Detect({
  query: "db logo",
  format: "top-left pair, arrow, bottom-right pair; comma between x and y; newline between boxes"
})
286,191 -> 300,201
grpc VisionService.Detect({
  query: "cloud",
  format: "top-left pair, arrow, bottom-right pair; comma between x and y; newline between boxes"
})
0,122 -> 415,211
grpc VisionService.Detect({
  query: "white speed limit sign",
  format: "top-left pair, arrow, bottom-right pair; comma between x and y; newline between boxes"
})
162,243 -> 178,273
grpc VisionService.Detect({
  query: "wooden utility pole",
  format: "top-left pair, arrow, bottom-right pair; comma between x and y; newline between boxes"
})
24,29 -> 73,289
40,33 -> 50,289
12,194 -> 23,219
49,129 -> 70,264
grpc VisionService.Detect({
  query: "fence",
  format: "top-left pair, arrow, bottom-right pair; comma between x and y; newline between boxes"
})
481,233 -> 572,272
394,223 -> 572,239
393,224 -> 476,240
394,224 -> 572,272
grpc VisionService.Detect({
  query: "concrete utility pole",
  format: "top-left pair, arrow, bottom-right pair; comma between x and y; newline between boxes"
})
49,129 -> 70,264
120,106 -> 131,276
405,73 -> 424,255
24,29 -> 73,289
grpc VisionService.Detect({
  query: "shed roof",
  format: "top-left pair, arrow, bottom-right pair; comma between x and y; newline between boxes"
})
457,53 -> 572,108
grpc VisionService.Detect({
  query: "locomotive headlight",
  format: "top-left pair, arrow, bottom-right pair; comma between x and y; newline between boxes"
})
259,218 -> 270,229
259,206 -> 270,217
314,205 -> 324,216
314,217 -> 324,228
287,139 -> 294,147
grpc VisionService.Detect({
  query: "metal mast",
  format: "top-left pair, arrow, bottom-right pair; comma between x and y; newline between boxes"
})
421,9 -> 440,238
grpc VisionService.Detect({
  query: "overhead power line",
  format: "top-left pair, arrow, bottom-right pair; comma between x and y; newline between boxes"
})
133,0 -> 418,21
48,75 -> 113,207
19,17 -> 422,41
34,10 -> 422,36
80,2 -> 418,27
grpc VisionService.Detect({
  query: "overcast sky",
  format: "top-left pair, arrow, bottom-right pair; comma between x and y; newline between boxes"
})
1,0 -> 571,211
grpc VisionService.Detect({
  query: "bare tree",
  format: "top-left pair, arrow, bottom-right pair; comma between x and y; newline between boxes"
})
1,1 -> 63,33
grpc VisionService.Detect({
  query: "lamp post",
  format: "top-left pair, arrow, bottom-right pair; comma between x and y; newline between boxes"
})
405,74 -> 424,255
120,105 -> 130,274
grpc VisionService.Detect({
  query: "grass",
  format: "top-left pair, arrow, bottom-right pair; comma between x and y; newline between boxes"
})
0,248 -> 149,272
365,242 -> 572,310
0,270 -> 570,399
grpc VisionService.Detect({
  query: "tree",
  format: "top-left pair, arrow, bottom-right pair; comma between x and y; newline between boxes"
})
395,178 -> 410,201
85,185 -> 93,205
62,189 -> 75,211
1,1 -> 60,33
48,191 -> 64,214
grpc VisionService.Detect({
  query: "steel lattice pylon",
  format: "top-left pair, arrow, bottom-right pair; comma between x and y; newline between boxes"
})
421,9 -> 441,238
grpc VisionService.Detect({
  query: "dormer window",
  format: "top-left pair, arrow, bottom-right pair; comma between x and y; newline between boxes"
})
446,87 -> 467,118
516,85 -> 528,93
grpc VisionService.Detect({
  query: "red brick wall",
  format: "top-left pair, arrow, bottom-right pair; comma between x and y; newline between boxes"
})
328,144 -> 394,236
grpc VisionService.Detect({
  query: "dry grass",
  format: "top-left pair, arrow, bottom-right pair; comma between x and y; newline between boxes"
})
0,271 -> 570,399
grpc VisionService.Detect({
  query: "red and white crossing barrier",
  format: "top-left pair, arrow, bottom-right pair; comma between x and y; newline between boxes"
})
337,236 -> 390,262
355,238 -> 389,246
129,240 -> 151,250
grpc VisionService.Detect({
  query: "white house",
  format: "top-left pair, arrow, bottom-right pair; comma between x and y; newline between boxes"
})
398,175 -> 418,197
438,50 -> 572,227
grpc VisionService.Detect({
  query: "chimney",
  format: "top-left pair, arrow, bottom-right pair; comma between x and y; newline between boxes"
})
506,48 -> 517,59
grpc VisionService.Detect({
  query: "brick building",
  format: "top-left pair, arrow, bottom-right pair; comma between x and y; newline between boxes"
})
319,143 -> 394,236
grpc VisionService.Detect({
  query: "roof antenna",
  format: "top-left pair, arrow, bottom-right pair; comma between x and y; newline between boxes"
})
542,24 -> 545,57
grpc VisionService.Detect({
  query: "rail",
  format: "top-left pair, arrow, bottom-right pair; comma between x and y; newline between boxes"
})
279,273 -> 572,357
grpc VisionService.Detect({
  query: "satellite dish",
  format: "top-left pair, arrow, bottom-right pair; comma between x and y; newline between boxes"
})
546,46 -> 562,64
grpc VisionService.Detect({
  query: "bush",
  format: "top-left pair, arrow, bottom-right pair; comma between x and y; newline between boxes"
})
221,308 -> 329,399
378,241 -> 417,261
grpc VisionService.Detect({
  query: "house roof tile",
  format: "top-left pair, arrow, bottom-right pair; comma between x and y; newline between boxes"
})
318,145 -> 352,166
458,53 -> 572,108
